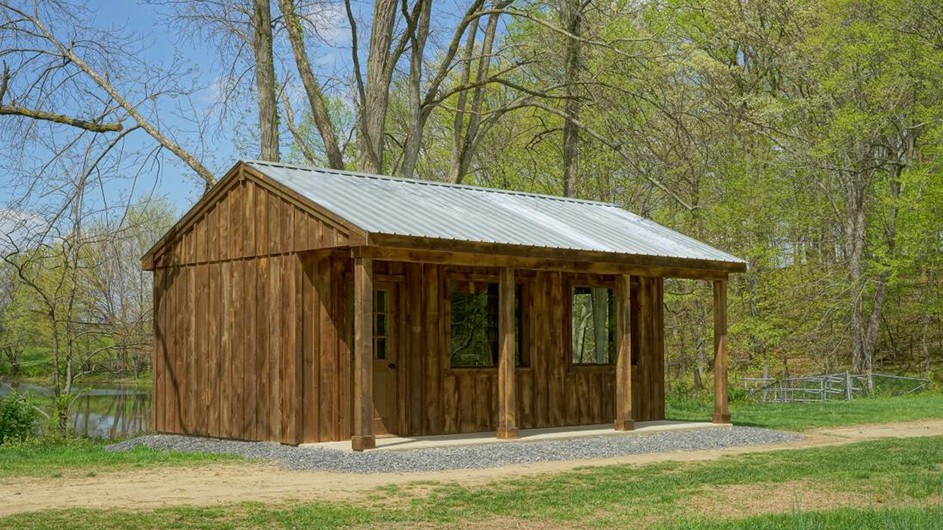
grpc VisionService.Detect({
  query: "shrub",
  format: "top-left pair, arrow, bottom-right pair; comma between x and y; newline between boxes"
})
0,391 -> 39,444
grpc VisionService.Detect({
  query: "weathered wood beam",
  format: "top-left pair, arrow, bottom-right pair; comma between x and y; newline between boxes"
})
368,233 -> 747,274
351,256 -> 376,450
614,274 -> 634,431
496,266 -> 518,439
712,278 -> 731,424
356,246 -> 731,280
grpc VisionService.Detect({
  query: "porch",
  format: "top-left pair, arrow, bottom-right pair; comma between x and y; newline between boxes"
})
312,420 -> 728,452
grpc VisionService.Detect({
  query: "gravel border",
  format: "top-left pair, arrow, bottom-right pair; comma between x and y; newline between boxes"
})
107,426 -> 801,474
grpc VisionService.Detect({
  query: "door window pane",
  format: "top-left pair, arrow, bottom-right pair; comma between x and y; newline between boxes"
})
373,289 -> 391,361
376,337 -> 387,360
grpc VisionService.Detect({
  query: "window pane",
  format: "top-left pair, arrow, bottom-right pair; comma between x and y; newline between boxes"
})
375,290 -> 388,312
375,337 -> 387,360
572,286 -> 615,364
449,281 -> 498,367
449,280 -> 526,368
515,284 -> 526,367
376,314 -> 387,336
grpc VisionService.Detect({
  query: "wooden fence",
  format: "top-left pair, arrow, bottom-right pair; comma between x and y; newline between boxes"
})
743,372 -> 929,403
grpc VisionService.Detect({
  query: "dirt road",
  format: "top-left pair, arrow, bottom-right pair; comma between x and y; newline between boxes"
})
2,419 -> 941,516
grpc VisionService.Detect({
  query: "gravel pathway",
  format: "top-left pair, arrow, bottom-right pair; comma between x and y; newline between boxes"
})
107,426 -> 801,474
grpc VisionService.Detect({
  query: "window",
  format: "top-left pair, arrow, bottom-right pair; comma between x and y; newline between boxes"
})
374,289 -> 391,360
571,286 -> 615,365
448,280 -> 525,368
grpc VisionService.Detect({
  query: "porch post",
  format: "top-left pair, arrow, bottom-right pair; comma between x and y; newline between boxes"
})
712,278 -> 732,424
496,267 -> 519,439
351,256 -> 376,451
614,274 -> 634,431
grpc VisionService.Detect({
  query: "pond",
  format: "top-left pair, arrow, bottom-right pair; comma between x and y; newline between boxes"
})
0,382 -> 151,440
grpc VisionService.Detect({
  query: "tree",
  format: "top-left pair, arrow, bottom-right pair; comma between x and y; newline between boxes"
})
0,266 -> 37,377
0,0 -> 218,189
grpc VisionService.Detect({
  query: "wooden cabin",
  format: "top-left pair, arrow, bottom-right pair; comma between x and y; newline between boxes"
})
142,160 -> 746,450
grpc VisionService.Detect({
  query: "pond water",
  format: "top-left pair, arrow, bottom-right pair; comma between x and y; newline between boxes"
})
0,382 -> 151,440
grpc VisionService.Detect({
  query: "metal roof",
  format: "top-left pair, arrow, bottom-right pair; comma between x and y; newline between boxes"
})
246,160 -> 745,265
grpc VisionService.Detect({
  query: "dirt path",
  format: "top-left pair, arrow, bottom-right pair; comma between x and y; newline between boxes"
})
2,419 -> 942,517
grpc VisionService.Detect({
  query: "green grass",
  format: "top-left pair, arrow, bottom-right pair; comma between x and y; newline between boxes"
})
0,346 -> 49,379
2,434 -> 941,529
0,438 -> 241,478
665,505 -> 943,529
667,392 -> 943,431
1,393 -> 941,528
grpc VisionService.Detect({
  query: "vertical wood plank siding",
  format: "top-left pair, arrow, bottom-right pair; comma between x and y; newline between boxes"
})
152,170 -> 667,443
393,264 -> 666,437
152,172 -> 352,444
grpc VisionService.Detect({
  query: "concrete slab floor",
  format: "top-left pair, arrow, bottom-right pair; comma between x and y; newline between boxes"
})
304,420 -> 730,452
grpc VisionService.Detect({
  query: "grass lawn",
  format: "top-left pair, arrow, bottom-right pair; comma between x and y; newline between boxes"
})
2,434 -> 942,529
0,438 -> 240,479
668,392 -> 943,431
2,393 -> 942,528
4,393 -> 937,480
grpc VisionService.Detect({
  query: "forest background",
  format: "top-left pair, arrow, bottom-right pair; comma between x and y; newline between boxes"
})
1,0 -> 941,427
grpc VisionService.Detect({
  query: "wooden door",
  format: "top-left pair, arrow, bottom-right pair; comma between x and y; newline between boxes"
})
372,282 -> 399,435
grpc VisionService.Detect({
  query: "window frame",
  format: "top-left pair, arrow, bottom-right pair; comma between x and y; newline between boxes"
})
444,270 -> 531,372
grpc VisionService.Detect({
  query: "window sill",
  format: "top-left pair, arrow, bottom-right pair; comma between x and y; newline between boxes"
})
568,364 -> 616,373
447,366 -> 533,374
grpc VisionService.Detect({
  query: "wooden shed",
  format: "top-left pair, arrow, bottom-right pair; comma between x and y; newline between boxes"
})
142,161 -> 746,450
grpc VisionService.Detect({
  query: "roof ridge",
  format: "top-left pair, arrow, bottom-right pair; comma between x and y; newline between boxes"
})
244,160 -> 619,208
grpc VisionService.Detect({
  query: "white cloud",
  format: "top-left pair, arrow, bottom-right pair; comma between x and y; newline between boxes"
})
298,2 -> 349,47
0,208 -> 49,254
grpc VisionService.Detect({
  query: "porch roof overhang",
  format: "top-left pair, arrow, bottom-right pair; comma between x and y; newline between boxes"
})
310,232 -> 744,281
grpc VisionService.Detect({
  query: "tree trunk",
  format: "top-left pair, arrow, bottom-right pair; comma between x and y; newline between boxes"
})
278,0 -> 343,168
693,336 -> 706,391
560,0 -> 583,198
358,0 -> 399,173
591,287 -> 608,363
252,0 -> 280,162
399,0 -> 432,178
923,268 -> 934,377
449,13 -> 500,184
843,165 -> 869,373
447,19 -> 480,183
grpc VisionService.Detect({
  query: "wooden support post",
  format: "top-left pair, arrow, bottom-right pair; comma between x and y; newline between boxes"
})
496,267 -> 518,439
614,274 -> 634,431
712,278 -> 731,424
351,257 -> 376,451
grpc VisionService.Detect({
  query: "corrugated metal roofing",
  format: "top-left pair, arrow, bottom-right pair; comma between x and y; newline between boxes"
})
246,160 -> 745,265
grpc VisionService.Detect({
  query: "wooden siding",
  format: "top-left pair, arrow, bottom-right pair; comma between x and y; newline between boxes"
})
152,172 -> 354,444
381,262 -> 666,438
151,171 -> 352,269
155,257 -> 666,443
152,172 -> 667,444
154,254 -> 302,443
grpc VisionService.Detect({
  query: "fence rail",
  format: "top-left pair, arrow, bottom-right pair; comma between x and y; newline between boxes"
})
743,372 -> 929,403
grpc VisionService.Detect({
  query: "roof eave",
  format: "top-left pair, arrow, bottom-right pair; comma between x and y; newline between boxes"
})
364,233 -> 747,279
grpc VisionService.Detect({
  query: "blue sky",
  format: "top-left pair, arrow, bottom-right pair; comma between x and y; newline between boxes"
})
96,1 -> 241,213
1,0 -> 359,221
91,0 -> 364,214
0,0 -> 451,225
